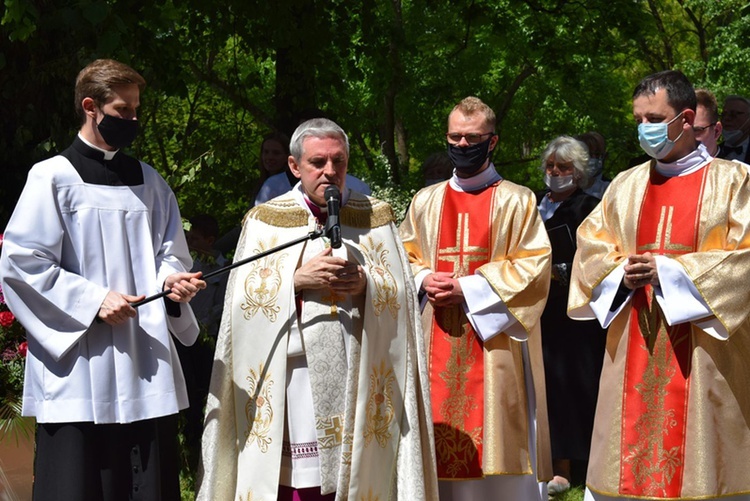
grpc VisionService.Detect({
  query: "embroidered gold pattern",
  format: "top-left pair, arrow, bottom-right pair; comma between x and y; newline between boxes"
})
623,295 -> 689,495
364,360 -> 396,448
360,236 -> 400,318
248,193 -> 394,229
342,432 -> 354,466
359,488 -> 380,501
244,364 -> 274,453
321,290 -> 345,316
437,213 -> 489,277
249,202 -> 309,228
434,321 -> 483,477
238,490 -> 258,501
341,196 -> 394,229
241,238 -> 286,322
317,414 -> 345,449
637,206 -> 692,253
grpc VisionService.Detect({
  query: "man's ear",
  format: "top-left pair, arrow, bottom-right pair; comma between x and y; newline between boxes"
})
288,155 -> 302,179
682,108 -> 696,126
489,133 -> 499,152
82,97 -> 97,119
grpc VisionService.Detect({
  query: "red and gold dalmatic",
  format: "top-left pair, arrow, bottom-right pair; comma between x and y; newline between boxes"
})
400,179 -> 552,482
569,159 -> 750,499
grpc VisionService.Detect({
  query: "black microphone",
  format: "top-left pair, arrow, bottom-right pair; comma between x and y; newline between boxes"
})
324,185 -> 342,249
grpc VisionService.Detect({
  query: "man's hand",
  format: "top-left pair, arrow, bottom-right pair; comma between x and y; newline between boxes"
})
623,252 -> 659,290
98,291 -> 145,325
423,271 -> 464,307
164,271 -> 206,302
294,248 -> 366,296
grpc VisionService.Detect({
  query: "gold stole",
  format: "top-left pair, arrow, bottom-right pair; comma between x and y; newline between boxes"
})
430,183 -> 496,479
620,167 -> 707,497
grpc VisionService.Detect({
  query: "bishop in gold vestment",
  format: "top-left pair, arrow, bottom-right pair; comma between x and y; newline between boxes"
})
198,119 -> 437,501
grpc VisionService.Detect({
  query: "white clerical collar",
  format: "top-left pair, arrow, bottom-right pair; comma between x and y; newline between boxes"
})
449,163 -> 503,192
78,133 -> 118,160
292,182 -> 351,212
654,143 -> 712,177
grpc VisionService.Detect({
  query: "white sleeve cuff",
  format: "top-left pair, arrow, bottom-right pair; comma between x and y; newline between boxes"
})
414,268 -> 431,293
458,274 -> 520,342
653,256 -> 727,339
589,263 -> 631,328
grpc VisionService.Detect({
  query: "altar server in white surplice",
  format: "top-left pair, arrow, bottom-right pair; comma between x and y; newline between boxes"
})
198,118 -> 438,501
0,59 -> 205,501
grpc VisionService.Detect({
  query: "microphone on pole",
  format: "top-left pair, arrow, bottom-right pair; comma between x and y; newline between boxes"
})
325,185 -> 342,249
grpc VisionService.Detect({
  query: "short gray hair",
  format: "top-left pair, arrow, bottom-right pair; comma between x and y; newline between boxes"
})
290,118 -> 350,161
539,135 -> 590,187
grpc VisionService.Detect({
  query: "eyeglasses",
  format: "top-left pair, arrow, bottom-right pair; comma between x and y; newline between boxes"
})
446,132 -> 495,145
692,122 -> 716,133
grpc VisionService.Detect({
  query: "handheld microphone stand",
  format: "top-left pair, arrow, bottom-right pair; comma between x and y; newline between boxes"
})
131,228 -> 324,308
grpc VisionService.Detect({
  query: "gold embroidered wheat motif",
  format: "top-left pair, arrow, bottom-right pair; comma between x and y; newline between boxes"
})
360,236 -> 399,318
245,364 -> 274,453
241,238 -> 286,322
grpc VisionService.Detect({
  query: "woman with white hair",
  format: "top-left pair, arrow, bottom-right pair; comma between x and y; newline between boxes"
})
535,136 -> 606,495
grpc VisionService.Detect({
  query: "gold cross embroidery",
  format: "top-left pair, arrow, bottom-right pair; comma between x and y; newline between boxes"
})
637,206 -> 692,253
322,290 -> 345,316
437,213 -> 489,276
317,414 -> 344,448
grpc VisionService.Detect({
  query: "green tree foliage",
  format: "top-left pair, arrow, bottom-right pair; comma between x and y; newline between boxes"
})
2,0 -> 749,231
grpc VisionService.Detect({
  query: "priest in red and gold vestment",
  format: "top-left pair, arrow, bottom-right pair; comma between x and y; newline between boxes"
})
569,70 -> 750,501
400,96 -> 553,500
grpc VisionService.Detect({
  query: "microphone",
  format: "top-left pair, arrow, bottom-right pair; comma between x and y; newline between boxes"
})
324,185 -> 342,249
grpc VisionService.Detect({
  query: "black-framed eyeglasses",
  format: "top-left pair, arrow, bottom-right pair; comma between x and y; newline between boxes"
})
692,122 -> 716,133
446,132 -> 495,145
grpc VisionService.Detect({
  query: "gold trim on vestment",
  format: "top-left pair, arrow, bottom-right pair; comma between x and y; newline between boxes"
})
248,193 -> 395,229
246,199 -> 309,227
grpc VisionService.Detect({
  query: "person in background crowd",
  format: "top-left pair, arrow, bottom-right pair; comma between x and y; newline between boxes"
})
185,214 -> 228,337
569,69 -> 750,501
535,136 -> 605,496
214,132 -> 291,255
400,96 -> 552,501
693,88 -> 722,157
178,214 -> 229,473
0,58 -> 205,501
575,131 -> 610,199
718,95 -> 750,162
421,151 -> 453,186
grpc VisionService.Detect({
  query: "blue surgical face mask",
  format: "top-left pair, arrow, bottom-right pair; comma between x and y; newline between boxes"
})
638,112 -> 684,160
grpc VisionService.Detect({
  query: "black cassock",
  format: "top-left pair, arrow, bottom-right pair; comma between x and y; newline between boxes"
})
535,189 -> 607,462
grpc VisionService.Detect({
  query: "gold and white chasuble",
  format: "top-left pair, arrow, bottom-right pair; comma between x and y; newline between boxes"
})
399,178 -> 553,483
569,158 -> 750,500
198,190 -> 438,501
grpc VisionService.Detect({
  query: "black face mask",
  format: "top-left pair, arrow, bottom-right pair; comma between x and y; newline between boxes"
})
98,114 -> 139,149
447,136 -> 493,176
